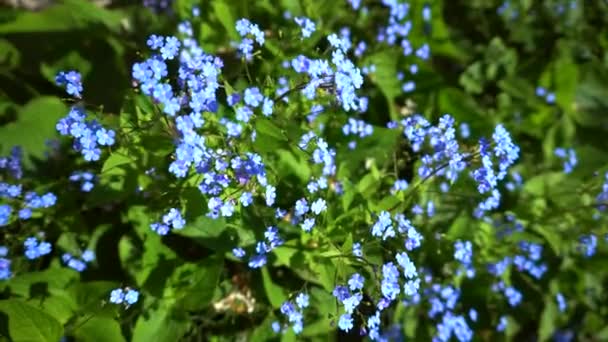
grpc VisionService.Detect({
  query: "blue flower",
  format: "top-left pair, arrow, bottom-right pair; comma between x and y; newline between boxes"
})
294,17 -> 316,38
295,293 -> 309,309
265,185 -> 276,207
310,198 -> 326,215
556,293 -> 567,312
55,70 -> 83,98
338,314 -> 353,332
125,289 -> 140,305
348,273 -> 364,291
160,36 -> 180,60
109,289 -> 125,304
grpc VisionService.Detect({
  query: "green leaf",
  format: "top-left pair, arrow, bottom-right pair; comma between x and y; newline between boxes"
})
0,0 -> 123,33
72,317 -> 125,342
174,215 -> 238,252
132,304 -> 190,342
212,1 -> 239,41
0,299 -> 63,342
261,267 -> 287,308
0,39 -> 20,69
364,49 -> 402,120
538,300 -> 558,342
101,148 -> 135,173
174,255 -> 223,311
0,96 -> 67,167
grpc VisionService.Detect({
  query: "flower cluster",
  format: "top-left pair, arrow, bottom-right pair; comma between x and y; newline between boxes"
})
279,293 -> 309,334
333,273 -> 365,332
471,124 -> 519,216
290,32 -> 364,111
55,70 -> 83,98
453,240 -> 475,278
56,106 -> 116,161
235,18 -> 265,61
294,17 -> 316,38
0,148 -> 57,225
150,208 -> 185,235
109,287 -> 140,306
62,250 -> 95,272
233,226 -> 284,268
24,236 -> 52,260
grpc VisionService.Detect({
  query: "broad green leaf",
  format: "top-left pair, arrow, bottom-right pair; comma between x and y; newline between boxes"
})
364,49 -> 402,120
72,317 -> 125,342
174,255 -> 223,311
0,96 -> 67,167
0,0 -> 123,33
538,300 -> 558,342
132,304 -> 190,342
261,267 -> 287,308
0,299 -> 63,342
212,1 -> 239,41
101,148 -> 135,174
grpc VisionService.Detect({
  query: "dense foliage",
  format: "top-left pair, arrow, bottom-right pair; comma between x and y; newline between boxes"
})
1,0 -> 608,341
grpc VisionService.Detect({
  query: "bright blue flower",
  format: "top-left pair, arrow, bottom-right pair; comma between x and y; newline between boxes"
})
396,252 -> 417,279
265,185 -> 276,206
468,309 -> 478,322
343,293 -> 362,313
300,218 -> 315,232
371,211 -> 394,240
348,273 -> 364,291
338,314 -> 354,332
161,36 -> 180,60
352,242 -> 362,257
496,316 -> 507,332
55,70 -> 83,98
454,240 -> 473,265
244,87 -> 263,107
0,205 -> 11,226
294,17 -> 316,38
295,293 -> 309,309
109,289 -> 125,304
556,293 -> 567,312
310,198 -> 326,215
125,289 -> 140,305
262,97 -> 274,116
96,128 -> 116,146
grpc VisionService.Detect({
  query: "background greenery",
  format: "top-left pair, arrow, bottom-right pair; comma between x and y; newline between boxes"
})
1,0 -> 608,341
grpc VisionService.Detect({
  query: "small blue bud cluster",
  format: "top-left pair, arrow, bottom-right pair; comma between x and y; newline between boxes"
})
554,147 -> 577,174
579,234 -> 597,257
69,171 -> 95,192
342,118 -> 373,149
62,250 -> 95,272
454,240 -> 475,278
0,246 -> 11,280
536,86 -> 556,104
233,226 -> 283,269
